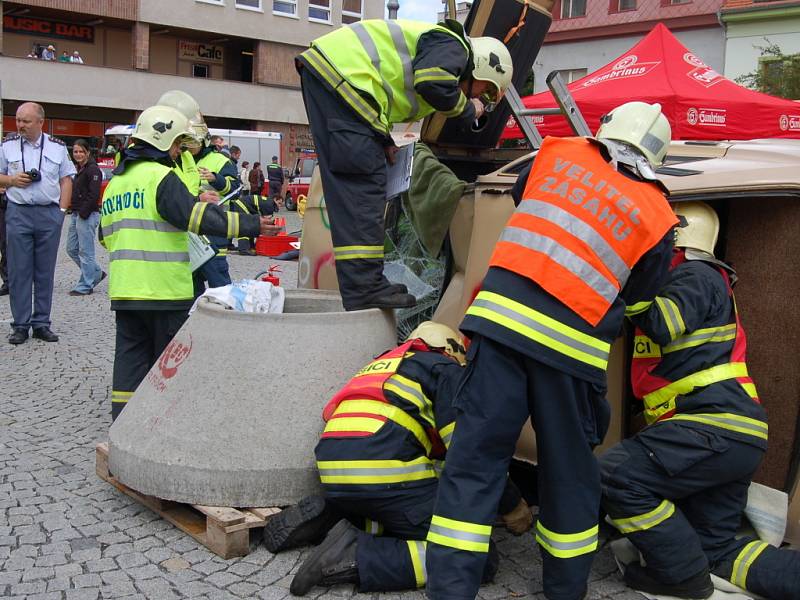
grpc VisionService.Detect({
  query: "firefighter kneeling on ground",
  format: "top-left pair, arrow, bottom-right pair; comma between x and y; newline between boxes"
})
426,102 -> 679,600
262,322 -> 534,595
599,201 -> 800,600
231,192 -> 278,255
101,105 -> 274,421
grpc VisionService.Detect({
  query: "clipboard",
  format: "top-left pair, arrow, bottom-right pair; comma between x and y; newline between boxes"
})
188,233 -> 215,272
386,142 -> 415,200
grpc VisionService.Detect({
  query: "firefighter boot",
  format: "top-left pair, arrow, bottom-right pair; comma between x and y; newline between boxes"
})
355,292 -> 416,311
263,495 -> 340,553
624,563 -> 713,599
386,283 -> 408,295
290,519 -> 359,596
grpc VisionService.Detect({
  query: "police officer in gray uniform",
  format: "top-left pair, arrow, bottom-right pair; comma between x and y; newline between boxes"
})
0,102 -> 75,345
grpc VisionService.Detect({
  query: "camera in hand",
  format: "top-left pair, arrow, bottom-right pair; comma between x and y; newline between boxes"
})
25,169 -> 42,182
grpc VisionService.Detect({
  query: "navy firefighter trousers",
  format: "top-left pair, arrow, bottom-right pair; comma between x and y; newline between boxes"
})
600,422 -> 800,600
427,335 -> 611,600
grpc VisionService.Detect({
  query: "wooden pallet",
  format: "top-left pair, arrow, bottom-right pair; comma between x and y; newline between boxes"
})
95,442 -> 281,559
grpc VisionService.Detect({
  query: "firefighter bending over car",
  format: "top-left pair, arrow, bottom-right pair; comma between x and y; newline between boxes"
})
425,103 -> 677,600
599,201 -> 800,600
101,105 -> 274,420
296,19 -> 512,311
262,322 -> 533,595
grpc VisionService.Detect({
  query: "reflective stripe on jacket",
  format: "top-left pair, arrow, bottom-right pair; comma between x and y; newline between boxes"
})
631,257 -> 767,442
301,19 -> 469,135
100,161 -> 193,301
488,137 -> 677,327
316,342 -> 458,493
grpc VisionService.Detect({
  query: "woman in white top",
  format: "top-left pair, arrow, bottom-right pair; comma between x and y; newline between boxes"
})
239,161 -> 251,193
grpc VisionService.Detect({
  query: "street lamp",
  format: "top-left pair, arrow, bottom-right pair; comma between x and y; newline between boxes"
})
387,0 -> 399,19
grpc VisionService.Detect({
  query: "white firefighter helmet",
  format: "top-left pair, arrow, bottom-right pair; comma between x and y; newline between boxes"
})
157,90 -> 207,149
407,321 -> 467,365
674,201 -> 719,256
469,37 -> 513,108
596,101 -> 671,166
132,106 -> 191,152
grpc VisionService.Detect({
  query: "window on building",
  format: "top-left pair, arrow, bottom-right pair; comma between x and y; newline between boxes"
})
193,64 -> 210,78
554,68 -> 587,84
196,0 -> 225,5
309,0 -> 331,22
615,0 -> 636,11
342,0 -> 363,24
560,0 -> 586,18
235,0 -> 262,9
273,0 -> 297,16
661,0 -> 690,5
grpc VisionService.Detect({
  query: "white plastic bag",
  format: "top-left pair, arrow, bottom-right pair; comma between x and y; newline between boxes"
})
190,279 -> 285,314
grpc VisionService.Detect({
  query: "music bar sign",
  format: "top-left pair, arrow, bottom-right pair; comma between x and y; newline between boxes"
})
3,16 -> 95,43
178,40 -> 224,64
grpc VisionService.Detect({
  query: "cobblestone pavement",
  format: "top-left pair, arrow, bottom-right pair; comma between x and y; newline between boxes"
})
0,212 -> 644,599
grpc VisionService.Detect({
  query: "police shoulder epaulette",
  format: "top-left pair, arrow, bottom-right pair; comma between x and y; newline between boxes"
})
47,135 -> 66,146
2,133 -> 20,143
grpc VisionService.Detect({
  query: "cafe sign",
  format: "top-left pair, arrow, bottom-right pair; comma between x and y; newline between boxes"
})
3,16 -> 94,43
178,40 -> 224,64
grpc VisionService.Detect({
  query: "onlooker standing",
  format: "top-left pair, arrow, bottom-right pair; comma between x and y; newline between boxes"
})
0,186 -> 7,295
249,161 -> 264,195
66,139 -> 105,296
41,45 -> 56,61
70,50 -> 84,64
229,145 -> 241,166
58,51 -> 71,63
0,102 -> 75,345
239,160 -> 251,194
266,155 -> 284,208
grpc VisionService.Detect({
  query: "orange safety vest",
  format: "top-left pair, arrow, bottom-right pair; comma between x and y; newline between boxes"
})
489,137 -> 677,326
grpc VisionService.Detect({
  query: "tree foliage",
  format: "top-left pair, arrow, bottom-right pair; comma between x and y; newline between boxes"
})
735,39 -> 800,100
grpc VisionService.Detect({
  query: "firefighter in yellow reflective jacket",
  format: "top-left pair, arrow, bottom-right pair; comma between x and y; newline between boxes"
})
100,105 -> 272,420
261,322 -> 532,595
599,202 -> 800,600
426,103 -> 678,600
296,20 -> 512,311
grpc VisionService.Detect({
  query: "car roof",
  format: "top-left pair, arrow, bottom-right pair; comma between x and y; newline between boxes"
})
480,138 -> 800,199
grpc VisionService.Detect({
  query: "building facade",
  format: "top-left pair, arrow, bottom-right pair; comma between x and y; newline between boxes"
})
0,0 -> 383,166
721,0 -> 800,87
532,0 -> 726,93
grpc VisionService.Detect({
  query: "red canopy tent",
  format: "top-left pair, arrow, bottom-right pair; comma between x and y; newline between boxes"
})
503,23 -> 800,141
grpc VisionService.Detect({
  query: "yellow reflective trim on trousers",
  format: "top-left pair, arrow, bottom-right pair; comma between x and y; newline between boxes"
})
441,92 -> 467,118
467,291 -> 610,370
656,296 -> 686,341
427,515 -> 491,553
317,456 -> 436,484
406,540 -> 427,587
666,413 -> 768,441
535,521 -> 599,558
644,362 -> 750,410
336,399 -> 432,454
333,245 -> 384,260
439,421 -> 455,449
625,300 -> 653,317
365,518 -> 384,535
385,374 -> 435,428
111,390 -> 133,404
188,202 -> 208,234
303,48 -> 386,133
663,323 -> 737,354
731,540 -> 769,589
609,500 -> 675,534
226,211 -> 240,239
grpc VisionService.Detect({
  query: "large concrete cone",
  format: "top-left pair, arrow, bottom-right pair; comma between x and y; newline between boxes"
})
108,290 -> 397,507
